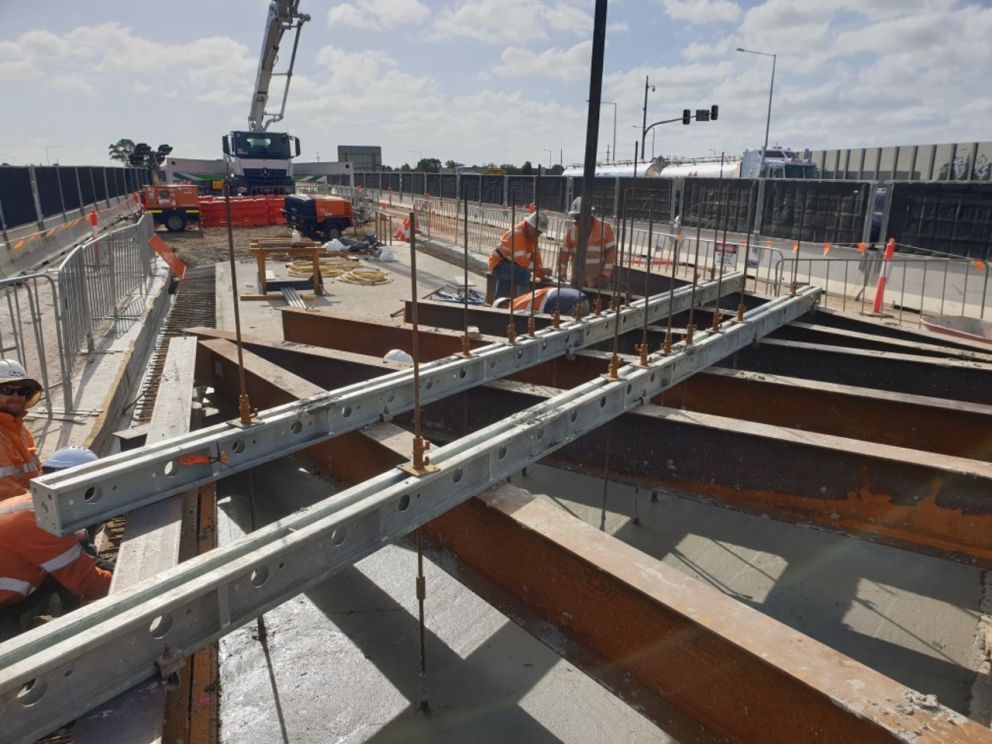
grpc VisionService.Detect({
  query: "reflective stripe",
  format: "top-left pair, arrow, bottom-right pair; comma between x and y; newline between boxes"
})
0,463 -> 31,478
40,543 -> 82,573
0,501 -> 33,516
0,577 -> 35,596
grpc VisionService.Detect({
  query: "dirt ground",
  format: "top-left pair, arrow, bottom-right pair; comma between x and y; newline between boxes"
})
154,217 -> 383,269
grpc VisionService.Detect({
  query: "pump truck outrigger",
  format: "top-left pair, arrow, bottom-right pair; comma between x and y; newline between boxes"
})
222,0 -> 309,195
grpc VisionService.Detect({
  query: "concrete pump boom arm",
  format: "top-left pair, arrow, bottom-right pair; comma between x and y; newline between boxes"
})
248,0 -> 310,132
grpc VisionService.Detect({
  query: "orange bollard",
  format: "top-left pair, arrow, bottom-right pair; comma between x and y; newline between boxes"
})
871,238 -> 896,314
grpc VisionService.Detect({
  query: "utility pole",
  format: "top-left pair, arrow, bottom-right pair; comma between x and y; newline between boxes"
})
574,0 -> 608,290
640,76 -> 655,160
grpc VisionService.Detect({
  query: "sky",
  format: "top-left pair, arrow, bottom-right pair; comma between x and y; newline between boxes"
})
1,0 -> 990,169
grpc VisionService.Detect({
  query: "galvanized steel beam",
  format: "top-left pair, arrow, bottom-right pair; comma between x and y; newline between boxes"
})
0,289 -> 811,744
32,275 -> 743,535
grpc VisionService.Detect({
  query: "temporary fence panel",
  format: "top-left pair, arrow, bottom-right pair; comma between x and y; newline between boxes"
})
460,174 -> 481,202
0,273 -> 72,410
617,179 -> 674,222
481,175 -> 504,205
440,173 -> 458,199
57,215 -> 155,364
888,181 -> 992,260
759,180 -> 871,245
0,167 -> 36,229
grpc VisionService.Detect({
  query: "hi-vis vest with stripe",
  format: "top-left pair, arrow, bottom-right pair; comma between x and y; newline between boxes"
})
0,494 -> 111,607
560,217 -> 618,280
0,411 -> 40,502
489,221 -> 542,273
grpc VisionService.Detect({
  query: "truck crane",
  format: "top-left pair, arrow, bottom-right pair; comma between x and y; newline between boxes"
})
222,0 -> 310,194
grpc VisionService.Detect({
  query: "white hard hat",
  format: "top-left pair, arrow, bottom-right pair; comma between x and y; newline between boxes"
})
383,349 -> 414,365
568,197 -> 586,216
0,358 -> 42,407
44,446 -> 98,471
492,297 -> 511,309
525,212 -> 548,233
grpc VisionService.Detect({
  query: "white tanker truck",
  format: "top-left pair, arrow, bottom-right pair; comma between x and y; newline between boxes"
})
562,147 -> 816,179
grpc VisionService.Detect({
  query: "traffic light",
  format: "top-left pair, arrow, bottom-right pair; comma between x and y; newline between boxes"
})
696,108 -> 709,122
682,109 -> 691,125
711,104 -> 719,121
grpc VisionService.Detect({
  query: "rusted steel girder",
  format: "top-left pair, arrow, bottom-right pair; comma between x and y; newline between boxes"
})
733,338 -> 992,405
193,324 -> 992,463
415,379 -> 992,567
194,337 -> 985,744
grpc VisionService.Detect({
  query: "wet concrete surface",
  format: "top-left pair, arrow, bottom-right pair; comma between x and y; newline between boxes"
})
215,454 -> 988,743
216,460 -> 672,743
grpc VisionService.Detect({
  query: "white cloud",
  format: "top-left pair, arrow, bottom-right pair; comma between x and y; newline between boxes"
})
46,74 -> 96,97
662,0 -> 742,24
493,41 -> 591,81
431,0 -> 592,43
326,0 -> 429,30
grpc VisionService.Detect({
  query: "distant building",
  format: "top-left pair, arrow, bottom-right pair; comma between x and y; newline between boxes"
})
337,146 -> 382,172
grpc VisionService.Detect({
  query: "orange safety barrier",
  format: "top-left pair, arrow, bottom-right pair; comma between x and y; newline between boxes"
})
198,196 -> 288,229
871,238 -> 897,314
148,234 -> 187,279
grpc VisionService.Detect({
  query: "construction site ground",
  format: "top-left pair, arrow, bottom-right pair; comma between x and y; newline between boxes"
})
13,218 -> 992,742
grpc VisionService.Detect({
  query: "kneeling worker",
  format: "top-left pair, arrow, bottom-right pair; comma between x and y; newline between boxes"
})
489,211 -> 549,298
0,446 -> 111,637
493,286 -> 590,316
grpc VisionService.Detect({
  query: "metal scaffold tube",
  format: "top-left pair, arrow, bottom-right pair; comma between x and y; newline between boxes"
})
0,287 -> 819,744
32,274 -> 745,535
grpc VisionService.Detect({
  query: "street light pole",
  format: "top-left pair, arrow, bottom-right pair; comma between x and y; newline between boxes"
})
736,47 -> 776,178
640,76 -> 655,161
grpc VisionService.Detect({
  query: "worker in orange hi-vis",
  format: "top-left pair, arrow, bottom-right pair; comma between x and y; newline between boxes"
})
558,197 -> 617,289
493,286 -> 590,316
0,359 -> 43,503
0,446 -> 112,639
489,211 -> 549,298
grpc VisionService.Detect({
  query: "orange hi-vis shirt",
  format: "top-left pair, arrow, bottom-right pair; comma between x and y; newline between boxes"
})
560,216 -> 617,286
488,220 -> 544,274
0,411 -> 40,502
0,493 -> 112,607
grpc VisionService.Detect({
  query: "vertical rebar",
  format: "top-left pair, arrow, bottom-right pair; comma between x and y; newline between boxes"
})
416,530 -> 429,712
224,181 -> 253,425
686,220 -> 702,345
639,198 -> 653,365
461,186 -> 471,356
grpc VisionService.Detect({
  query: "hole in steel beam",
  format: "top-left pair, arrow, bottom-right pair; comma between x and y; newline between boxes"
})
17,678 -> 46,707
83,486 -> 99,503
63,668 -> 73,678
600,397 -> 607,407
163,460 -> 177,477
497,446 -> 507,460
232,439 -> 245,455
250,567 -> 269,588
453,468 -> 463,483
331,528 -> 346,546
650,372 -> 656,383
459,369 -> 466,379
536,428 -> 545,440
290,421 -> 303,435
626,383 -> 632,394
570,411 -> 577,422
149,615 -> 173,639
426,379 -> 433,390
341,406 -> 352,418
398,494 -> 411,511
517,349 -> 523,359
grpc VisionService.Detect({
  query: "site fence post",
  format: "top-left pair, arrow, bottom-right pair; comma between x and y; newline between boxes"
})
75,168 -> 86,219
28,165 -> 45,230
0,193 -> 9,248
